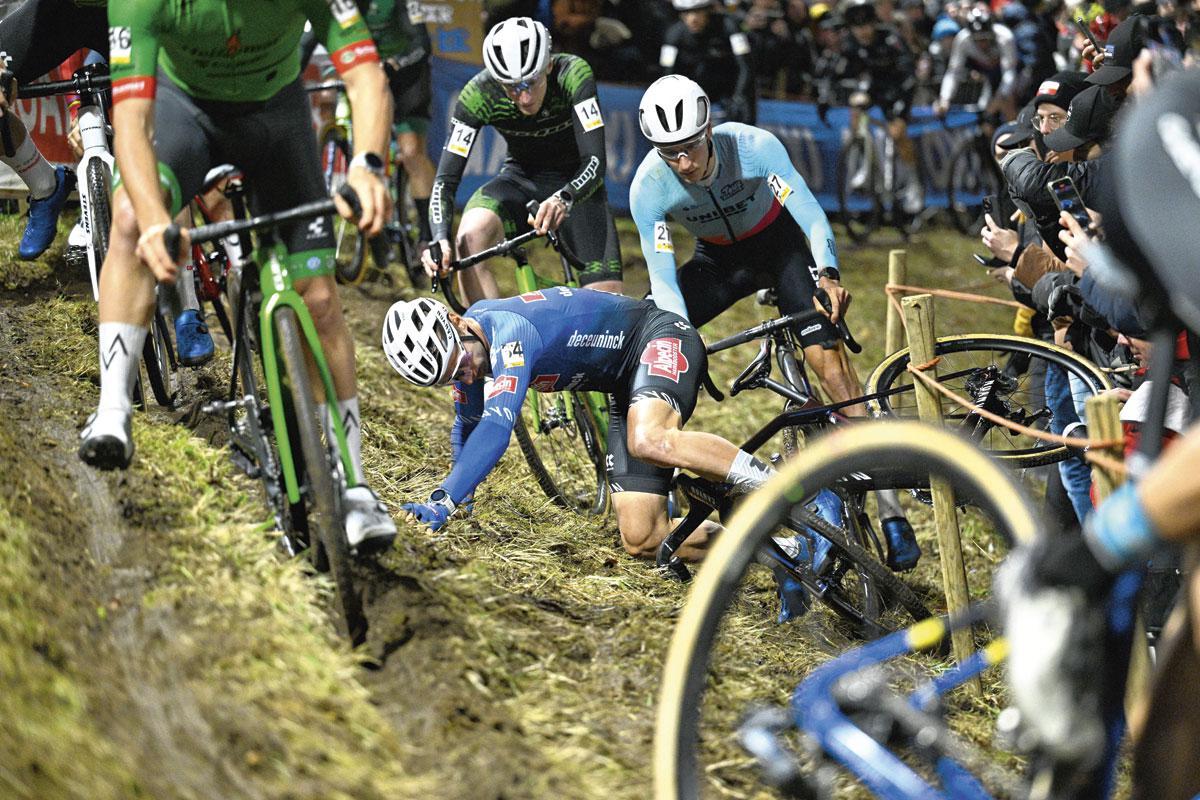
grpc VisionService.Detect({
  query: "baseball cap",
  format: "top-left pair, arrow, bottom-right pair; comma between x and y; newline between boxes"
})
996,102 -> 1037,149
1043,84 -> 1118,152
1033,71 -> 1089,112
1086,15 -> 1147,86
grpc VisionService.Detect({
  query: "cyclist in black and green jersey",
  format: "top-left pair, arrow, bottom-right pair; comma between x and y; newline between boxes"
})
364,0 -> 437,248
79,0 -> 398,550
422,16 -> 623,304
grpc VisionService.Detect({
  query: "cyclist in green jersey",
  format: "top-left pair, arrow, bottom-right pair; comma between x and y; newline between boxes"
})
422,17 -> 623,304
362,0 -> 437,248
79,0 -> 397,550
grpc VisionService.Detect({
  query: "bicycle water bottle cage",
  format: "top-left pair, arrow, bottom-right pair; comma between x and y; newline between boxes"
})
731,339 -> 773,396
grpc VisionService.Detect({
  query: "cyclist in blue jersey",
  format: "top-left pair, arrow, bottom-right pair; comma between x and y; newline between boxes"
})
629,74 -> 921,571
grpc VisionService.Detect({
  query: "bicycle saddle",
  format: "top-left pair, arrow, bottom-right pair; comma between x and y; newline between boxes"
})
202,163 -> 242,194
730,339 -> 773,396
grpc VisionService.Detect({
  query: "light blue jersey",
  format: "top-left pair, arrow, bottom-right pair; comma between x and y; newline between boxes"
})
629,122 -> 838,320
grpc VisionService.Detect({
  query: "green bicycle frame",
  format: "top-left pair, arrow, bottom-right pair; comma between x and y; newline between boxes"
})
512,258 -> 609,449
256,245 -> 357,504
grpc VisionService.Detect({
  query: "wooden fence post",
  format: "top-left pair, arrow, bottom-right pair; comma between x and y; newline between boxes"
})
1085,395 -> 1150,720
886,250 -> 907,355
902,293 -> 980,695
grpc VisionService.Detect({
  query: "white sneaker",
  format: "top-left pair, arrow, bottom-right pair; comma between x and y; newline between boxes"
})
344,485 -> 396,554
78,408 -> 133,470
901,179 -> 924,216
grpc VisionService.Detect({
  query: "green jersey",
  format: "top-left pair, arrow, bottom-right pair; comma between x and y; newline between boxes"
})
430,53 -> 609,241
363,0 -> 429,67
109,0 -> 378,104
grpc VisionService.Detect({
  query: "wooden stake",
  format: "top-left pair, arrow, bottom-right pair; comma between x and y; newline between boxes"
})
902,293 -> 980,695
886,250 -> 907,354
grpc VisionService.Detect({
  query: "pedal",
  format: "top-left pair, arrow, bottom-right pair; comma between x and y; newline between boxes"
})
201,395 -> 256,416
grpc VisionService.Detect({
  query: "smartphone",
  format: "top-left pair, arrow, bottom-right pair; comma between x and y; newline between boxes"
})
1074,16 -> 1101,54
973,253 -> 991,267
1046,175 -> 1091,228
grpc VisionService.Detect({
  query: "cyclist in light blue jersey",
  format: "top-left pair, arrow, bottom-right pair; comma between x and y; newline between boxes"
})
630,75 -> 921,572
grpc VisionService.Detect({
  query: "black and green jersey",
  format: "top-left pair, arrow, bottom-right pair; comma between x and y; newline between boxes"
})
108,0 -> 378,104
363,0 -> 429,67
430,53 -> 608,242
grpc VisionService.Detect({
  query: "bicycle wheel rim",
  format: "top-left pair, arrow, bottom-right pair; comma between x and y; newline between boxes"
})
275,307 -> 367,645
653,422 -> 1040,800
864,334 -> 1111,469
143,311 -> 176,408
514,391 -> 608,516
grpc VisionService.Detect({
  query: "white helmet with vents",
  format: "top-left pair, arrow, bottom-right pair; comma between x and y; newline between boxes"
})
672,0 -> 714,9
482,17 -> 551,85
382,298 -> 462,386
638,75 -> 711,146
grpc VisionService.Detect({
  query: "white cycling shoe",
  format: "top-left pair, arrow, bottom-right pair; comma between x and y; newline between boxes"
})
343,485 -> 396,555
78,408 -> 133,470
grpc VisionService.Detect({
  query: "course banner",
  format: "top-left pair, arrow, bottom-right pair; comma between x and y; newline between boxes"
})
428,56 -> 980,214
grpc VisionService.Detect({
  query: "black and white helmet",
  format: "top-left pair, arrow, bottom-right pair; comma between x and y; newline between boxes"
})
638,75 -> 711,146
381,298 -> 462,387
482,17 -> 551,85
672,0 -> 714,9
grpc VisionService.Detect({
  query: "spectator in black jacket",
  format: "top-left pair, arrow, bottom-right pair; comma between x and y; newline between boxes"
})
659,0 -> 758,122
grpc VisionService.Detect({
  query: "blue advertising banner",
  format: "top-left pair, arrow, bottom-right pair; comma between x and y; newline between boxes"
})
427,56 -> 980,214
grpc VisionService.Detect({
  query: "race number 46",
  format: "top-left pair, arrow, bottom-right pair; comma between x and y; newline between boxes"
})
109,27 -> 132,65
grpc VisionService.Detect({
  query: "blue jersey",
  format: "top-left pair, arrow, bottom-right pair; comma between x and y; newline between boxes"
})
628,122 -> 838,320
443,287 -> 660,503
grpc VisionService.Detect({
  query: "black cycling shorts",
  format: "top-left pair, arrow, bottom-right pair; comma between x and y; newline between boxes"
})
463,164 -> 622,286
0,0 -> 107,84
387,60 -> 431,133
676,213 -> 840,350
605,310 -> 707,496
149,76 -> 336,274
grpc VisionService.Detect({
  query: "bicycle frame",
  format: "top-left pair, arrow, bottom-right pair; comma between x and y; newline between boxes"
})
254,245 -> 357,504
509,245 -> 610,450
77,91 -> 113,300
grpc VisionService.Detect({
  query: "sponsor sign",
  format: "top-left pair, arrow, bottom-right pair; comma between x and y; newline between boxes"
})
486,374 -> 518,399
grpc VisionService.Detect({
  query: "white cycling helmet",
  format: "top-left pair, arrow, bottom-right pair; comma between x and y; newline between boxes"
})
482,17 -> 551,85
638,75 -> 711,146
381,298 -> 462,387
672,0 -> 714,9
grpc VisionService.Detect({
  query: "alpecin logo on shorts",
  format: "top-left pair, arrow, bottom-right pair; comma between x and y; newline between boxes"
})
640,337 -> 689,383
530,374 -> 559,392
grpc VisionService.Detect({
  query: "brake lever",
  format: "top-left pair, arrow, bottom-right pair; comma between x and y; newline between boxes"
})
814,288 -> 862,354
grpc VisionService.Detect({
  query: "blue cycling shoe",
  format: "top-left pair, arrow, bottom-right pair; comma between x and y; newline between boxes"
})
174,309 -> 215,367
19,165 -> 74,260
771,563 -> 812,623
806,489 -> 843,575
882,516 -> 921,572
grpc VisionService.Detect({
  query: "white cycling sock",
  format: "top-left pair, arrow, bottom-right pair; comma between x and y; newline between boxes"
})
176,259 -> 200,312
726,450 -> 775,495
322,397 -> 363,484
875,488 -> 905,520
97,322 -> 147,414
4,134 -> 56,199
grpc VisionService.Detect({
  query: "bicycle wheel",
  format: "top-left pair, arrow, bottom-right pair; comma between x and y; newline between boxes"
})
946,136 -> 1003,236
86,158 -> 111,270
513,390 -> 608,516
321,132 -> 367,286
654,422 -> 1041,800
865,333 -> 1111,469
275,306 -> 366,644
142,309 -> 177,408
836,136 -> 881,244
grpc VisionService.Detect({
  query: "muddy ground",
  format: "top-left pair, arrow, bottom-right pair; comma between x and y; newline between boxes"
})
0,218 -> 1031,799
